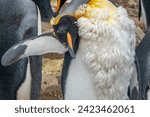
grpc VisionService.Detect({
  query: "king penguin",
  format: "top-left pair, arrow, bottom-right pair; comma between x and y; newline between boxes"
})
0,0 -> 43,99
52,0 -> 137,100
0,0 -> 68,99
135,0 -> 150,100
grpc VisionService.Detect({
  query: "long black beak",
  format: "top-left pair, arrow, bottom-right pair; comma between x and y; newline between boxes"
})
55,0 -> 67,13
68,48 -> 75,59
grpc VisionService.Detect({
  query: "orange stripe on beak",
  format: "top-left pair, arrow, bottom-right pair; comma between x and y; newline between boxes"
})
67,32 -> 73,49
56,0 -> 61,12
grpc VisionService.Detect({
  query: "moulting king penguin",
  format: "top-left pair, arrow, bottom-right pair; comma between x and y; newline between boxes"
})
32,0 -> 66,22
2,0 -> 137,100
51,0 -> 137,100
135,0 -> 150,100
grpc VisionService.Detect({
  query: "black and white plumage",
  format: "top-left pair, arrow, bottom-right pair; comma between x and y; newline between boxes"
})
0,0 -> 69,100
0,0 -> 42,99
1,0 -> 78,100
135,0 -> 150,100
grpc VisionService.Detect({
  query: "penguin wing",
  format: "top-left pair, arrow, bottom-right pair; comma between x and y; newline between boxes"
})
1,33 -> 67,66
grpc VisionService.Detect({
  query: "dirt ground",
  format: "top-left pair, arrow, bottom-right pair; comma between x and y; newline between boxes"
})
39,0 -> 145,100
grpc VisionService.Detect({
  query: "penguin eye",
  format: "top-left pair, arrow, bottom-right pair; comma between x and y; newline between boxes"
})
58,25 -> 66,33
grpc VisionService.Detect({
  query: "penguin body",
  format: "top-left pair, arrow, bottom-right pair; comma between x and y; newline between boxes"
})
135,0 -> 150,99
0,0 -> 41,99
60,0 -> 136,100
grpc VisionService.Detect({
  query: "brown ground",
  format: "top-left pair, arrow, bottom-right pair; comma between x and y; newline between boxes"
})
39,0 -> 145,100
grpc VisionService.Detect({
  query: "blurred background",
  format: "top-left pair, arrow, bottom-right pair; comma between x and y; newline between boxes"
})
40,0 -> 145,100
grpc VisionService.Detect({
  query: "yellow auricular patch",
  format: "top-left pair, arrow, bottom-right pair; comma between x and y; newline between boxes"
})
50,16 -> 61,25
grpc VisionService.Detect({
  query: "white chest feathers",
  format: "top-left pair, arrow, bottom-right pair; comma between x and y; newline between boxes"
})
76,6 -> 136,99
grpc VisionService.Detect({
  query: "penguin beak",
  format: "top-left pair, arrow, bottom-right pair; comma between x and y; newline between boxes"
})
50,0 -> 89,25
67,32 -> 75,58
55,0 -> 61,13
55,0 -> 66,13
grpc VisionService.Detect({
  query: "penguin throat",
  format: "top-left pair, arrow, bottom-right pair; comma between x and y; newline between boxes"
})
74,0 -> 117,22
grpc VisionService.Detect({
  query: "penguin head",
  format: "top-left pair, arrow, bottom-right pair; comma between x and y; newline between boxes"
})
49,0 -> 91,58
53,15 -> 78,58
